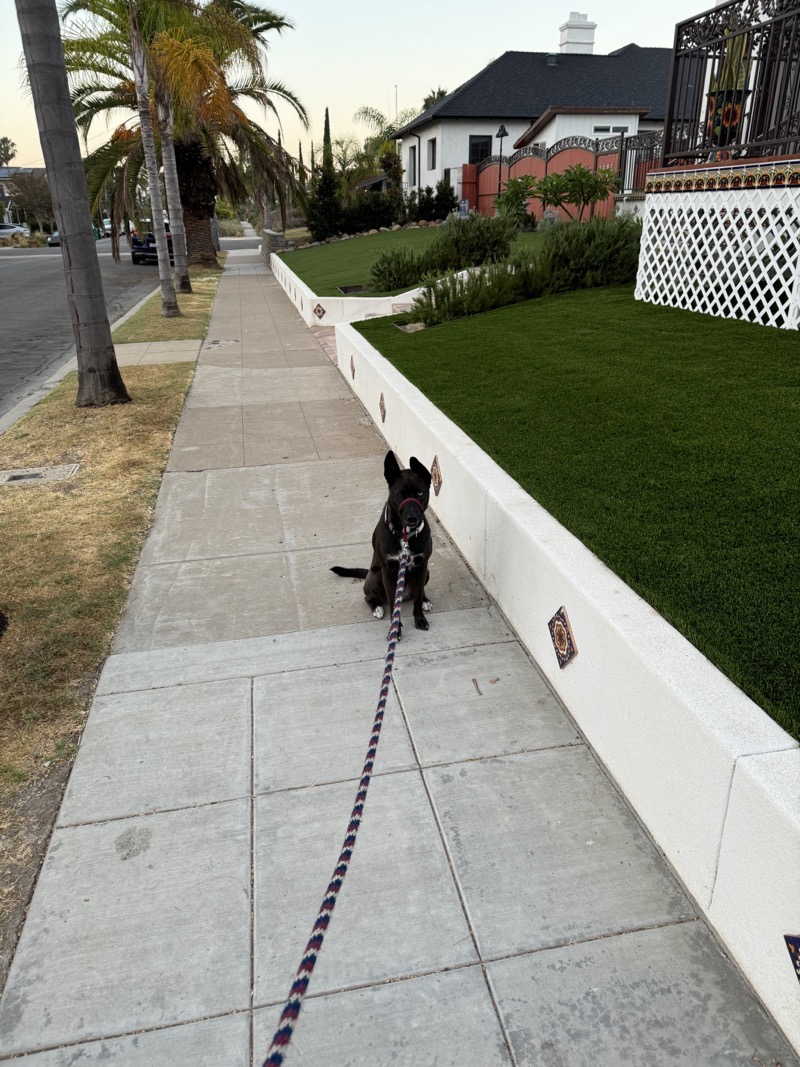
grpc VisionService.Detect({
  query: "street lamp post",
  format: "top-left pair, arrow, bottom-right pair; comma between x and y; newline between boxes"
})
496,124 -> 508,199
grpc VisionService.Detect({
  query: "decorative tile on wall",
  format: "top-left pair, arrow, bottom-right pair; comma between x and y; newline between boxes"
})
645,159 -> 800,194
548,606 -> 578,669
786,935 -> 800,985
431,455 -> 443,496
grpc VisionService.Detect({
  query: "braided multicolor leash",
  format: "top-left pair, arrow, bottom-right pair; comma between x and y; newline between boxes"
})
263,535 -> 412,1067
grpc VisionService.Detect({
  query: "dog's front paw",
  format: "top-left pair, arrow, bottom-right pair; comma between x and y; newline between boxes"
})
372,605 -> 385,620
422,599 -> 433,613
414,615 -> 430,631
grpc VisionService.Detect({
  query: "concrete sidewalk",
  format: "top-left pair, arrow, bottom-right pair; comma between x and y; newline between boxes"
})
0,254 -> 796,1066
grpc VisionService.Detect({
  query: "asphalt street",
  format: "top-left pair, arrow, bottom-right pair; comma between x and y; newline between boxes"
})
0,236 -> 260,422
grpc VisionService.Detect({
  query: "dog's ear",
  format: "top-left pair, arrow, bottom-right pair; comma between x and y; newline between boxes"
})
384,450 -> 402,485
409,456 -> 432,488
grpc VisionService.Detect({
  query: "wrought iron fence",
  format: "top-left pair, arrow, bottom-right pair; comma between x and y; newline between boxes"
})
479,132 -> 663,193
619,133 -> 664,189
663,0 -> 800,165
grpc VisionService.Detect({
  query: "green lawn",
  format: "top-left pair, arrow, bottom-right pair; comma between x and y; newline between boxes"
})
281,227 -> 543,295
356,287 -> 800,740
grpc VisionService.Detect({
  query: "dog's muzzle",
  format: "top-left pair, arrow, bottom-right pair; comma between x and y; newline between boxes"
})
398,497 -> 425,535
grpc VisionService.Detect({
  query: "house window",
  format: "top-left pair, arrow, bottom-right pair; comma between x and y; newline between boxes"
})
594,124 -> 629,135
468,135 -> 492,164
427,137 -> 436,170
408,145 -> 417,187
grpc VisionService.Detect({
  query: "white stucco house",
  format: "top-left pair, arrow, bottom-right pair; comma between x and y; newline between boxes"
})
394,13 -> 671,197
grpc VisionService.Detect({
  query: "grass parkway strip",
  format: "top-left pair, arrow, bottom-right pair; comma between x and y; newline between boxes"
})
0,261 -> 221,989
356,285 -> 800,741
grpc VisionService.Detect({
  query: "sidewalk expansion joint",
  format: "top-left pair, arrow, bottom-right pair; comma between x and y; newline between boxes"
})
252,915 -> 704,1014
0,1007 -> 252,1063
55,793 -> 250,831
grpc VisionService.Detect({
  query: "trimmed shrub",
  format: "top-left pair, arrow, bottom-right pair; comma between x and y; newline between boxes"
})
536,214 -> 642,295
407,215 -> 642,325
420,212 -> 517,273
405,181 -> 459,223
340,193 -> 396,234
368,212 -> 520,293
412,262 -> 531,326
433,180 -> 459,220
368,247 -> 424,292
216,218 -> 244,237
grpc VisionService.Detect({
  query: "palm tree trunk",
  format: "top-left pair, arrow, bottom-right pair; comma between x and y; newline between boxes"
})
155,91 -> 191,294
175,138 -> 219,268
129,1 -> 180,317
14,0 -> 130,407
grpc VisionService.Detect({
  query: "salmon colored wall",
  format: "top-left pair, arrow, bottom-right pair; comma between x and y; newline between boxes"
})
474,144 -> 621,222
547,147 -> 595,170
461,163 -> 478,210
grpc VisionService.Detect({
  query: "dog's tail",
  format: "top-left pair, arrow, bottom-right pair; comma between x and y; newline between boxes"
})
330,566 -> 368,579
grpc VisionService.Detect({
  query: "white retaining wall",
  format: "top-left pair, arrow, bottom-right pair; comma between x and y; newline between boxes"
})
335,320 -> 800,1054
269,252 -> 422,327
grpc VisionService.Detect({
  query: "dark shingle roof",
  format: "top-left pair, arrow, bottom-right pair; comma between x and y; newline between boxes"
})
395,45 -> 672,136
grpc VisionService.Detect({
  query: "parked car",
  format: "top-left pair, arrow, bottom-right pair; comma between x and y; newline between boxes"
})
0,221 -> 30,239
102,219 -> 112,237
131,226 -> 173,265
48,228 -> 104,246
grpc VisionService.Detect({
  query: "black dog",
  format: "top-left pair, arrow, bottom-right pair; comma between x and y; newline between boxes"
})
331,450 -> 433,634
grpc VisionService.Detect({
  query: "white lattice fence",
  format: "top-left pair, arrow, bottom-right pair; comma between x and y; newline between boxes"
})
636,178 -> 800,330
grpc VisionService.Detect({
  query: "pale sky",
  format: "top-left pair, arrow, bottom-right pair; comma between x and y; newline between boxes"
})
1,0 -> 701,169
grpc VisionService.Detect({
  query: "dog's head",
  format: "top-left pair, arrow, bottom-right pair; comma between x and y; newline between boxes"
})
384,450 -> 432,534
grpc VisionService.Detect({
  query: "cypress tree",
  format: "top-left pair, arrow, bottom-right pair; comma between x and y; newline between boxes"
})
322,107 -> 334,176
306,108 -> 342,240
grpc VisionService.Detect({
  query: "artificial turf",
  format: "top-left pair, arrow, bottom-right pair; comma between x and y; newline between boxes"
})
355,286 -> 800,740
281,227 -> 542,295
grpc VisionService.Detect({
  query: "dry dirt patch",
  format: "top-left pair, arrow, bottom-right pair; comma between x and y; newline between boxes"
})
0,362 -> 194,988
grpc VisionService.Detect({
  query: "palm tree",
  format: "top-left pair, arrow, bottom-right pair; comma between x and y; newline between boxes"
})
0,137 -> 17,165
421,86 -> 447,111
353,104 -> 418,160
63,0 -> 189,299
169,0 -> 306,261
128,0 -> 179,315
64,0 -> 306,266
14,0 -> 130,406
330,134 -> 373,202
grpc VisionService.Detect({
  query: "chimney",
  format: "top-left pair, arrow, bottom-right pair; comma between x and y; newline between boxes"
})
559,11 -> 596,54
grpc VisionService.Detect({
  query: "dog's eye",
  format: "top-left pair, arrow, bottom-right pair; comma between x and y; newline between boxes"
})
417,490 -> 424,497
